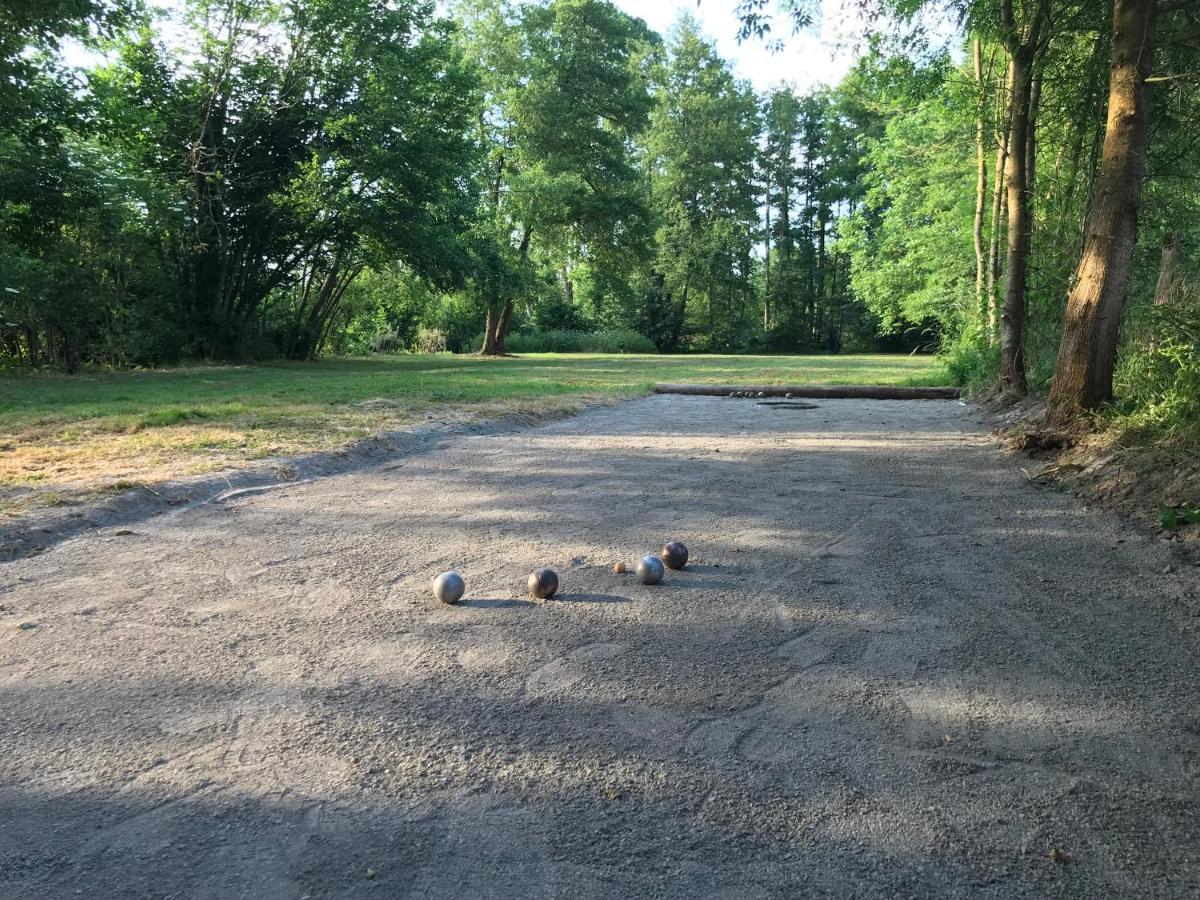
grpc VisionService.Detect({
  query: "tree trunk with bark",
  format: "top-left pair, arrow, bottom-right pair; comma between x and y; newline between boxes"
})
999,46 -> 1037,395
974,38 -> 989,328
988,61 -> 1015,337
481,304 -> 497,355
994,0 -> 1050,396
763,188 -> 771,330
1154,231 -> 1179,306
492,300 -> 515,354
479,225 -> 532,355
1049,0 -> 1158,418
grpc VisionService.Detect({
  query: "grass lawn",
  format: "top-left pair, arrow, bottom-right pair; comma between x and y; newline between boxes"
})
0,353 -> 947,513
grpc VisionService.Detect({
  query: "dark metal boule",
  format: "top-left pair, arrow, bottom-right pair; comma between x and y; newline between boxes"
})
660,540 -> 689,570
528,567 -> 559,599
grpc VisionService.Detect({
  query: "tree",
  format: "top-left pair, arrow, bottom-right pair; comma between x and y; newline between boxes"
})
461,0 -> 656,354
0,0 -> 152,369
1049,0 -> 1159,416
646,18 -> 760,351
972,37 -> 991,329
760,87 -> 802,335
841,50 -> 976,338
991,0 -> 1050,395
96,0 -> 477,359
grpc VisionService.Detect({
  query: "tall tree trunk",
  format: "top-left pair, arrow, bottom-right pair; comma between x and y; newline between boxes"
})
1049,0 -> 1158,418
562,264 -> 574,306
816,207 -> 825,314
973,37 -> 989,328
988,61 -> 1015,337
1000,47 -> 1037,395
481,304 -> 497,355
830,247 -> 842,351
780,184 -> 791,261
1022,68 -> 1043,304
491,153 -> 504,211
23,326 -> 40,367
492,301 -> 514,354
763,188 -> 771,330
1153,231 -> 1179,306
675,283 -> 689,352
482,225 -> 532,356
302,268 -> 339,359
1026,69 -> 1042,206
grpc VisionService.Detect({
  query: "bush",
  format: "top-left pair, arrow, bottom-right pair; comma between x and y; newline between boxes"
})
367,331 -> 407,354
412,326 -> 447,354
1115,282 -> 1200,441
938,330 -> 1000,393
469,329 -> 656,354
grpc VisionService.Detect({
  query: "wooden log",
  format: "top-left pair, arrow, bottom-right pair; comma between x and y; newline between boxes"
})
653,383 -> 962,401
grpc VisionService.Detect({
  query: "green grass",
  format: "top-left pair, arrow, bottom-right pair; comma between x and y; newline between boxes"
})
0,353 -> 947,504
0,353 -> 946,425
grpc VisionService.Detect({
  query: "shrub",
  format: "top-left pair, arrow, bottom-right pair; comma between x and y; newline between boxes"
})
469,329 -> 655,354
1115,281 -> 1200,441
412,326 -> 447,354
938,330 -> 1000,393
367,331 -> 407,354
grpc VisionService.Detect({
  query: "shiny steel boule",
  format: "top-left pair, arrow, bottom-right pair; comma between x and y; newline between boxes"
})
660,540 -> 689,570
432,571 -> 465,604
636,555 -> 665,585
527,567 -> 559,599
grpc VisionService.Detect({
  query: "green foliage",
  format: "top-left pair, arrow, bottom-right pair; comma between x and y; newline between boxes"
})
14,0 -> 1196,412
4,0 -> 478,367
366,332 -> 408,354
1114,284 -> 1200,442
482,329 -> 656,354
841,51 -> 973,335
413,327 -> 449,355
1159,503 -> 1200,531
3,0 -> 920,370
647,19 -> 759,352
458,0 -> 657,352
938,332 -> 1000,391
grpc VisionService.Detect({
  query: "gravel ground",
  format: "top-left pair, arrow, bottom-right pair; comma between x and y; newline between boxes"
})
1,395 -> 1198,899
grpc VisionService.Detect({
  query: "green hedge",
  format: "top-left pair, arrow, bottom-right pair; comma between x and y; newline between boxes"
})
470,329 -> 656,354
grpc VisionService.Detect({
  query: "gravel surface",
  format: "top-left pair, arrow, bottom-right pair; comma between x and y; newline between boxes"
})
1,395 -> 1198,899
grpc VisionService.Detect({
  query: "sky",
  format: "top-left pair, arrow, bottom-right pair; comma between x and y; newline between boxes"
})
608,0 -> 873,93
63,0 -> 941,94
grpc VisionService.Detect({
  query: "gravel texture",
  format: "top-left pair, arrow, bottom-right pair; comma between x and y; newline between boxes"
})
1,395 -> 1198,898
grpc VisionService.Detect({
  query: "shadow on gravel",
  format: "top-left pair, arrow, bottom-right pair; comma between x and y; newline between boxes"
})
455,597 -> 539,609
3,397 -> 1198,897
552,592 -> 633,604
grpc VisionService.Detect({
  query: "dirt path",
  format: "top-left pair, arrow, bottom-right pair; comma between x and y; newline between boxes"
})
2,396 -> 1198,898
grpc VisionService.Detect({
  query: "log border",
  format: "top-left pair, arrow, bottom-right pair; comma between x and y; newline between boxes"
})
652,383 -> 963,401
